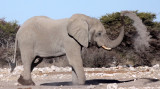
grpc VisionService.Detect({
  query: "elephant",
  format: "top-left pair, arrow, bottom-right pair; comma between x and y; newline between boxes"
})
9,14 -> 124,85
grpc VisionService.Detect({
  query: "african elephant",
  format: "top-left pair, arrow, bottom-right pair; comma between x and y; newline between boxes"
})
10,14 -> 124,85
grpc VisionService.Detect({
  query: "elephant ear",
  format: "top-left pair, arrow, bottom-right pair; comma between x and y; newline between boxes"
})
67,18 -> 89,47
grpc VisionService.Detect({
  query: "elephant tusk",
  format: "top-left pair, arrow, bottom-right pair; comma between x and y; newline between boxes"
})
102,46 -> 112,50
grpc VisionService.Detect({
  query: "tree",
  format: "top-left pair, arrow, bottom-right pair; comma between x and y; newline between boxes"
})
99,11 -> 160,66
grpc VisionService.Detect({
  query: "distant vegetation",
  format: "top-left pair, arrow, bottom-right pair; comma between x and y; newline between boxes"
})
0,18 -> 19,67
98,11 -> 160,67
0,11 -> 160,68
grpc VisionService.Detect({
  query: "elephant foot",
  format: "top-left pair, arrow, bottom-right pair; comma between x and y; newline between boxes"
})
72,81 -> 85,85
72,78 -> 85,85
18,75 -> 35,85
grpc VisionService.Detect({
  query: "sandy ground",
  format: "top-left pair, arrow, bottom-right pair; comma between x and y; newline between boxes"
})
0,65 -> 160,89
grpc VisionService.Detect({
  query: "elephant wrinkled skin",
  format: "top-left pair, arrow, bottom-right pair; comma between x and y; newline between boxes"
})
10,14 -> 124,85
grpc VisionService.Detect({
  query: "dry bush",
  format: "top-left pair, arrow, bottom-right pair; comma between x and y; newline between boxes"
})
81,46 -> 120,68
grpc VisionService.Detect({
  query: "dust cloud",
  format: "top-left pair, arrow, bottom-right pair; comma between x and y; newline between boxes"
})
121,11 -> 151,52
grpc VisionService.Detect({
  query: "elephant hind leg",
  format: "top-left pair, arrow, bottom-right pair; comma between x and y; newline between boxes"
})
31,57 -> 43,72
18,75 -> 35,85
18,47 -> 35,85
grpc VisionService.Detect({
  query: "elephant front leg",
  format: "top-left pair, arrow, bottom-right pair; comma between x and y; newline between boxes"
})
65,40 -> 86,85
71,62 -> 86,85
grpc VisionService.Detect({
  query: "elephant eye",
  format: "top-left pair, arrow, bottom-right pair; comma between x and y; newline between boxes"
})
98,32 -> 101,36
95,32 -> 102,37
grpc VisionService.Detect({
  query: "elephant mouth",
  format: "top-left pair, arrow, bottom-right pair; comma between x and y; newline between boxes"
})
101,46 -> 112,50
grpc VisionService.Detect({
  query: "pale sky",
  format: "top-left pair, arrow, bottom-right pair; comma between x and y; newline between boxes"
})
0,0 -> 159,24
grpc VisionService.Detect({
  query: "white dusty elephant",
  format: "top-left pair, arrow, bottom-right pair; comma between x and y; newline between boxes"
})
9,14 -> 124,85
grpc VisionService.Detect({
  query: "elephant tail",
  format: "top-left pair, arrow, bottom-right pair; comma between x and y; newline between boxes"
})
9,37 -> 17,73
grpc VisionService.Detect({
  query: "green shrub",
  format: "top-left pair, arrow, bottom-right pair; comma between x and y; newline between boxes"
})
0,18 -> 19,68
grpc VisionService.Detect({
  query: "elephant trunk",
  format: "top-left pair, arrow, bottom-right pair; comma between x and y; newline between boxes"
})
102,26 -> 124,50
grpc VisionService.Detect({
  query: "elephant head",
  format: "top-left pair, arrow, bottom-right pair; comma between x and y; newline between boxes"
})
67,14 -> 124,50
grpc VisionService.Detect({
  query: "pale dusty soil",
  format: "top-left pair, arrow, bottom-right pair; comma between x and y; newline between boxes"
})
0,65 -> 160,89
